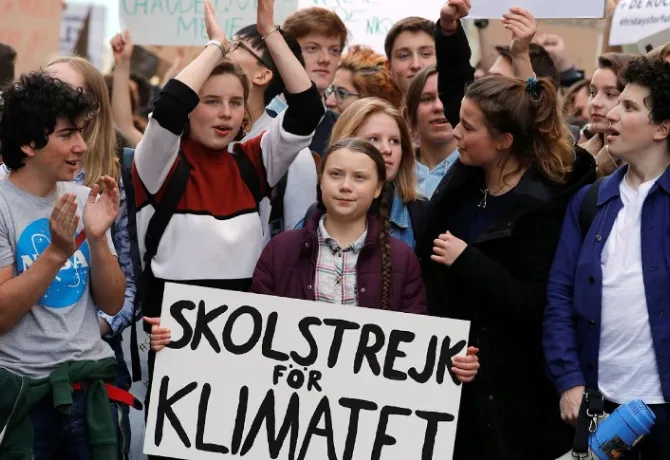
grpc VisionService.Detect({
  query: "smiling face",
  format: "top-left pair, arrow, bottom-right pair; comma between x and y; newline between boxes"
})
298,33 -> 342,92
354,112 -> 403,181
320,147 -> 383,222
588,68 -> 621,133
415,74 -> 453,145
189,73 -> 246,150
22,118 -> 88,182
387,31 -> 436,95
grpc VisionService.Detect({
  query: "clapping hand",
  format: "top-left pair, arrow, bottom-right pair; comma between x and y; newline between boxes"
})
83,176 -> 120,242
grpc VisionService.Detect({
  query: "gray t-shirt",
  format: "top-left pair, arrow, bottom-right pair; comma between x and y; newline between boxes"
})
0,179 -> 115,378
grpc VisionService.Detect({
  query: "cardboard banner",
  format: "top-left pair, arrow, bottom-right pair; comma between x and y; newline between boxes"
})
0,0 -> 62,75
483,19 -> 604,78
469,0 -> 606,19
145,283 -> 470,459
119,0 -> 299,46
609,0 -> 670,46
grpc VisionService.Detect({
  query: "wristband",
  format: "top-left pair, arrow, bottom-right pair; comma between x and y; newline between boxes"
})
206,39 -> 226,58
262,25 -> 280,40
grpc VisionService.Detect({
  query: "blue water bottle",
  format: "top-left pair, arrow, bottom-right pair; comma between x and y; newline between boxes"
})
589,400 -> 656,459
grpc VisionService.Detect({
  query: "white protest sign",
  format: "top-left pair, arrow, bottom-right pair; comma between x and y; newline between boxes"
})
469,0 -> 605,19
610,0 -> 670,46
145,283 -> 470,459
119,0 -> 299,46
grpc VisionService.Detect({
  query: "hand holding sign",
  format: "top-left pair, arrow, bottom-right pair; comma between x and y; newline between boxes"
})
204,0 -> 227,46
145,317 -> 171,352
502,8 -> 537,57
440,0 -> 471,34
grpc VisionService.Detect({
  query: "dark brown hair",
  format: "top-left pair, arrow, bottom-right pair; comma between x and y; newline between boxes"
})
183,60 -> 252,141
597,53 -> 636,91
337,45 -> 403,109
384,17 -> 435,61
496,44 -> 560,88
403,64 -> 438,131
465,76 -> 575,184
317,137 -> 392,309
282,7 -> 348,49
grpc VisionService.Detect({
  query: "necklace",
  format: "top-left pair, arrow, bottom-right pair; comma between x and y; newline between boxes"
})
478,187 -> 489,208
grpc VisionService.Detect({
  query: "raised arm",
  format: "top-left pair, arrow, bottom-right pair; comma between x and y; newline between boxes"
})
133,0 -> 227,194
436,0 -> 475,128
256,0 -> 325,186
502,7 -> 536,80
110,31 -> 144,147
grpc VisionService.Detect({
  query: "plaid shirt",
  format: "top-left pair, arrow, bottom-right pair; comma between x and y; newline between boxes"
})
314,216 -> 367,305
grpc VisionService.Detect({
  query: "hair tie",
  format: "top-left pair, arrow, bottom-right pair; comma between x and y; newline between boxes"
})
526,76 -> 539,96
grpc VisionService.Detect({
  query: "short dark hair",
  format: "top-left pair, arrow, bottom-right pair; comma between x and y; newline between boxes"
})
384,17 -> 435,61
622,57 -> 670,128
496,43 -> 560,88
0,43 -> 17,89
235,24 -> 305,106
0,71 -> 99,170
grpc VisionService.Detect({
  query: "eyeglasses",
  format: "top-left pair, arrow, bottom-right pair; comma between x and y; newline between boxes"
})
325,85 -> 360,103
228,40 -> 271,68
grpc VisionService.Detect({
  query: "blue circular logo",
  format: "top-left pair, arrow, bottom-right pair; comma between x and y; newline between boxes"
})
16,218 -> 90,308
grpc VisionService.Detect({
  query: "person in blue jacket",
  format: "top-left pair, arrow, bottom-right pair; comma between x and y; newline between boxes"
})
544,56 -> 670,459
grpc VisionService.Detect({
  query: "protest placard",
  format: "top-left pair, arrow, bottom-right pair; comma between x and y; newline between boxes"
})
610,0 -> 670,46
0,0 -> 62,75
145,283 -> 470,459
119,0 -> 299,46
469,0 -> 606,19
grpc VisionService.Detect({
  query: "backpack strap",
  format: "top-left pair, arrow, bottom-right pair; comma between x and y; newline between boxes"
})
578,177 -> 605,240
130,150 -> 190,382
269,174 -> 288,237
232,144 -> 262,209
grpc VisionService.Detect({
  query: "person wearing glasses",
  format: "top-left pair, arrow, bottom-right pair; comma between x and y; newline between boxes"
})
325,45 -> 403,114
227,25 -> 320,243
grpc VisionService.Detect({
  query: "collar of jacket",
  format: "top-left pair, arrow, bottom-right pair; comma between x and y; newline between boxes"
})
430,146 -> 596,243
597,161 -> 670,206
299,208 -> 380,259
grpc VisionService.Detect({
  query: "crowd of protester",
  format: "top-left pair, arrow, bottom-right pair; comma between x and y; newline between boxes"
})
0,0 -> 669,458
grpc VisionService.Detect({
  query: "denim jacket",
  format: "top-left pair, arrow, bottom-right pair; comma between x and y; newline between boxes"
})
389,189 -> 415,249
544,166 -> 670,400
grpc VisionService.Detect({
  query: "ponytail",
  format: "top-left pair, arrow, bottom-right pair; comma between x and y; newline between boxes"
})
527,78 -> 574,184
464,75 -> 575,184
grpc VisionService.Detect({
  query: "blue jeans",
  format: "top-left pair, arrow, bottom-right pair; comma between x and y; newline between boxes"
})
30,389 -> 118,460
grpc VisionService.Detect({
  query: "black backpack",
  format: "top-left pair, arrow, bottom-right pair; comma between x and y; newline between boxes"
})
122,145 -> 263,381
578,177 -> 605,240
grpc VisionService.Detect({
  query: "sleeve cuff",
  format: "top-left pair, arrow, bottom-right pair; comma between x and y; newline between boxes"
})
97,311 -> 116,338
152,79 -> 201,135
282,83 -> 325,136
555,370 -> 586,394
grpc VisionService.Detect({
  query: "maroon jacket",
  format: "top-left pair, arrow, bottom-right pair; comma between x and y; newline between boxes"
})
251,211 -> 427,315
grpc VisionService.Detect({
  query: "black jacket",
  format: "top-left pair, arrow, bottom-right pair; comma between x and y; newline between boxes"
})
419,21 -> 597,460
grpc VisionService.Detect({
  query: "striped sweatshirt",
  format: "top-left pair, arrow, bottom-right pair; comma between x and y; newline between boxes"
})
132,78 -> 324,303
